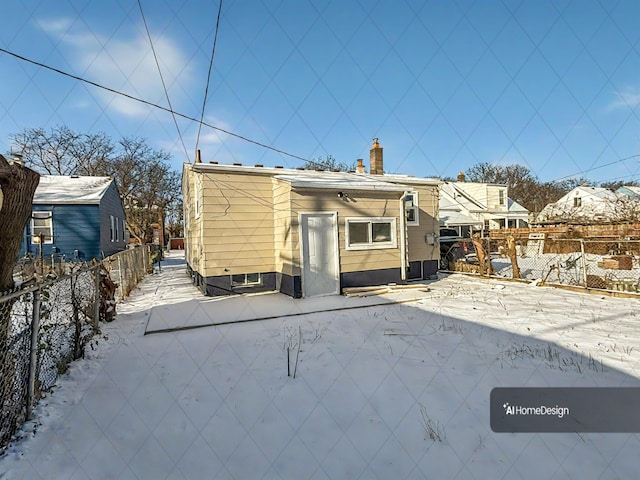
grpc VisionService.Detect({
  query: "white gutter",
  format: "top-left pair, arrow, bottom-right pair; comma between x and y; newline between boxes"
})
399,192 -> 407,281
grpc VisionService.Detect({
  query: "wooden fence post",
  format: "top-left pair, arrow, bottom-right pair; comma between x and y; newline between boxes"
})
580,239 -> 588,287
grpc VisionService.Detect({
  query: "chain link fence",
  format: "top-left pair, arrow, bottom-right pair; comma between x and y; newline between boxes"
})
103,245 -> 152,301
449,236 -> 640,293
0,245 -> 152,452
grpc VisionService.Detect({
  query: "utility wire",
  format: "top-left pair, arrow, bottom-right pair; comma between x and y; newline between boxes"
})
551,154 -> 640,182
195,0 -> 224,158
0,46 -> 312,164
137,0 -> 190,164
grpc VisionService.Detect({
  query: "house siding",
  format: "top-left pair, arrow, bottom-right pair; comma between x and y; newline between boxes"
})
23,204 -> 101,260
289,189 -> 403,275
99,181 -> 127,257
199,170 -> 276,278
183,164 -> 441,297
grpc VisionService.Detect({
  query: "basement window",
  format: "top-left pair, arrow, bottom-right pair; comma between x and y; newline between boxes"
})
231,273 -> 262,287
345,217 -> 397,250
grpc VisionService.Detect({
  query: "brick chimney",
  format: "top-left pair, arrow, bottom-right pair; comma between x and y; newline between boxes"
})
457,171 -> 465,182
356,159 -> 366,174
369,138 -> 383,175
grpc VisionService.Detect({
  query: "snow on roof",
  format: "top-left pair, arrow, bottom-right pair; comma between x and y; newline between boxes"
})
274,172 -> 409,192
507,198 -> 528,213
189,162 -> 441,189
618,185 -> 640,197
440,182 -> 486,210
369,173 -> 441,186
439,209 -> 483,226
34,175 -> 113,204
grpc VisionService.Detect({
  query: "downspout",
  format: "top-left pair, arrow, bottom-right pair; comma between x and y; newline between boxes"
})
399,192 -> 407,281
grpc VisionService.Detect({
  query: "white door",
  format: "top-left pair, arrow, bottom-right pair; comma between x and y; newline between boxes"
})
299,212 -> 339,297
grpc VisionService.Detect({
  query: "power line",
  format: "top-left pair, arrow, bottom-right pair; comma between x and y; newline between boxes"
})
0,46 -> 312,164
551,154 -> 640,182
195,0 -> 224,157
137,0 -> 190,163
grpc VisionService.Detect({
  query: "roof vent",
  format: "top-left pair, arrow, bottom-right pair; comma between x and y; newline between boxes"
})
255,164 -> 263,168
275,165 -> 284,169
209,161 -> 218,164
70,174 -> 79,179
233,162 -> 242,166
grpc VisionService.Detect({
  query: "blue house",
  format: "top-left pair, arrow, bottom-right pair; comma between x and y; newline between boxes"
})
21,175 -> 127,261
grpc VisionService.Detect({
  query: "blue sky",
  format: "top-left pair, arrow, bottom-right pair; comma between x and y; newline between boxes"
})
1,0 -> 639,184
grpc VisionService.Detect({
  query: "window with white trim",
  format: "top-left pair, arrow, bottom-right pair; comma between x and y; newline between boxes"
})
498,189 -> 505,206
122,219 -> 126,242
345,217 -> 397,250
405,191 -> 419,226
110,215 -> 115,242
231,273 -> 262,287
32,212 -> 53,244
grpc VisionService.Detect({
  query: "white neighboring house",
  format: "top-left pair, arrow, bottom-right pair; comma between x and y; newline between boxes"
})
439,180 -> 529,236
534,185 -> 638,224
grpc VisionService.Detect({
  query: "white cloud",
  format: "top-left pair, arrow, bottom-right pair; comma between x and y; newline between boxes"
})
611,88 -> 640,109
36,17 -> 193,118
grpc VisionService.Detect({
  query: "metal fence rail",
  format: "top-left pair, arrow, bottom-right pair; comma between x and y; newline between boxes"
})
0,245 -> 151,451
450,236 -> 640,293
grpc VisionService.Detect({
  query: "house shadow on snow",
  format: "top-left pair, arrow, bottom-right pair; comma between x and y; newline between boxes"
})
135,275 -> 640,476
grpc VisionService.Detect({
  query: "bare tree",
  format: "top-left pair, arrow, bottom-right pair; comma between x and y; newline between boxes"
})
11,129 -> 182,245
0,156 -> 40,290
605,195 -> 640,223
10,126 -> 113,175
303,155 -> 355,172
92,137 -> 181,244
600,180 -> 640,191
463,162 -> 593,213
166,198 -> 184,238
0,155 -> 40,424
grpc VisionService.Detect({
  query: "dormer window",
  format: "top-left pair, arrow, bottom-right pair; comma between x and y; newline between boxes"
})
498,189 -> 505,206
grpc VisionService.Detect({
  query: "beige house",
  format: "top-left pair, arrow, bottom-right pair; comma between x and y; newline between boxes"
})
182,141 -> 441,298
444,174 -> 529,232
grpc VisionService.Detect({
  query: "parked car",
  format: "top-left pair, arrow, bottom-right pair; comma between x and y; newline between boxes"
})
439,228 -> 468,270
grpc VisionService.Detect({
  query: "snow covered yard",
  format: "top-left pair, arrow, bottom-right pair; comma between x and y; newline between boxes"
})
2,253 -> 640,479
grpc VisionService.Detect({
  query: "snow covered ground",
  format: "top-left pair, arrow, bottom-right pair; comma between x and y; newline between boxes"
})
2,251 -> 640,479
